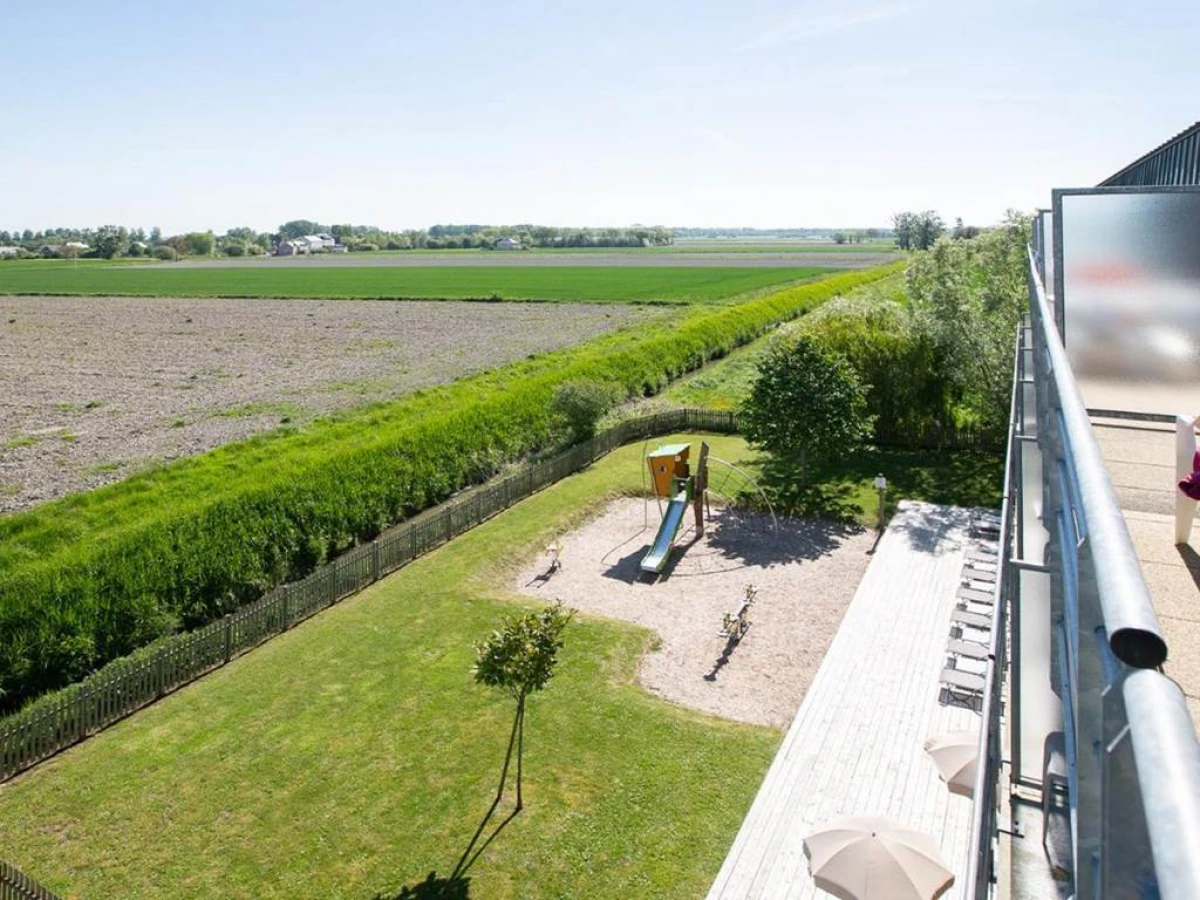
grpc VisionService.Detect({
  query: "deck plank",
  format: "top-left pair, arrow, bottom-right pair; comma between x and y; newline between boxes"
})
707,502 -> 981,900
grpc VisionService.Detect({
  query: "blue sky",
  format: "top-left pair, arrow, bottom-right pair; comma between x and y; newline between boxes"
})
2,0 -> 1197,234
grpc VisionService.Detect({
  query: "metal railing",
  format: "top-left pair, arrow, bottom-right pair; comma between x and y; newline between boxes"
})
0,861 -> 63,900
961,322 -> 1021,899
1004,250 -> 1200,899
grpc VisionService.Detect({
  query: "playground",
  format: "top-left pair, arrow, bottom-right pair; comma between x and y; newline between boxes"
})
518,442 -> 876,728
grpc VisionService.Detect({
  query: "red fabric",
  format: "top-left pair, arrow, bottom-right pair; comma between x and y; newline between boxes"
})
1179,450 -> 1200,501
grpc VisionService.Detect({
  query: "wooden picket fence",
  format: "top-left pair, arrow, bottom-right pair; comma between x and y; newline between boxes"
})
0,408 -> 739,783
0,861 -> 63,900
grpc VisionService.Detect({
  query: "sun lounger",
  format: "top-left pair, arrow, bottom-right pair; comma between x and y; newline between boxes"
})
941,668 -> 987,707
947,639 -> 989,661
962,566 -> 997,583
957,586 -> 994,606
950,608 -> 992,630
966,548 -> 998,564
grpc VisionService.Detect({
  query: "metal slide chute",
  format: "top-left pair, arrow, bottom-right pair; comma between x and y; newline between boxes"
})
640,492 -> 689,574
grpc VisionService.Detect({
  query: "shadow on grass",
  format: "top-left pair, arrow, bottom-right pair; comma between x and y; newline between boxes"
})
748,447 -> 1004,525
373,871 -> 471,900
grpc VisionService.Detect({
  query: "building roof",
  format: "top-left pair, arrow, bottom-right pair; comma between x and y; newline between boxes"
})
1099,121 -> 1200,186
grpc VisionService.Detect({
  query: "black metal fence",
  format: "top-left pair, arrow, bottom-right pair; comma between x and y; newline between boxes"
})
0,861 -> 63,900
0,408 -> 738,783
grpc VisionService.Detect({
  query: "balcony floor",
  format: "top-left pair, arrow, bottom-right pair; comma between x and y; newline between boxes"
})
1092,416 -> 1200,730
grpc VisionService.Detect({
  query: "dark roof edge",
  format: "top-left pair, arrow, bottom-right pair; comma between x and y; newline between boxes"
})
1099,121 -> 1200,186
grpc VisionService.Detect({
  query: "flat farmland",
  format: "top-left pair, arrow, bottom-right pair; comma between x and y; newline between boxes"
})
0,263 -> 837,303
0,295 -> 650,512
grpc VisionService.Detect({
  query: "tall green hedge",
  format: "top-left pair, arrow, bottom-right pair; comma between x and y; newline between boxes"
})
0,265 -> 901,708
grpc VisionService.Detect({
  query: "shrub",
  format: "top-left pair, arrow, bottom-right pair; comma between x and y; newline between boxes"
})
0,265 -> 901,709
740,333 -> 872,484
550,379 -> 624,441
223,243 -> 246,257
152,245 -> 178,261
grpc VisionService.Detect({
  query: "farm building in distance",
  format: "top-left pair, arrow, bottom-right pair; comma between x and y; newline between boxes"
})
275,233 -> 346,256
495,236 -> 522,250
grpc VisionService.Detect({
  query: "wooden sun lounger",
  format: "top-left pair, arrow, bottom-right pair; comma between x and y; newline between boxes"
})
947,639 -> 990,661
950,608 -> 992,630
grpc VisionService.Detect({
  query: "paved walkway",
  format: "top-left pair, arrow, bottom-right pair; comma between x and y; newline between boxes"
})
708,502 -> 984,900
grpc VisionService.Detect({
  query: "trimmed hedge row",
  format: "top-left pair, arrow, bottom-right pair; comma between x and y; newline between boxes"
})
0,265 -> 901,708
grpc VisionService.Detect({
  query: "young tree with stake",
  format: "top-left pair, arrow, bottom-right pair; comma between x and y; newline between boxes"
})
472,602 -> 573,813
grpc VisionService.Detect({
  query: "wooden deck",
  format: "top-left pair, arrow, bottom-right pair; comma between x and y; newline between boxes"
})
708,502 -> 984,900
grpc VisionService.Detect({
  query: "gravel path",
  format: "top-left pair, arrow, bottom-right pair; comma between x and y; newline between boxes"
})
0,296 -> 646,513
516,498 -> 875,728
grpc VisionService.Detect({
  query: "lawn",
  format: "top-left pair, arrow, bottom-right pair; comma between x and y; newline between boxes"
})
0,264 -> 828,304
0,434 -> 781,900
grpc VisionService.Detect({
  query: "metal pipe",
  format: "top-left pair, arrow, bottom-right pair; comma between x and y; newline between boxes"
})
1027,251 -> 1167,668
1122,669 -> 1200,900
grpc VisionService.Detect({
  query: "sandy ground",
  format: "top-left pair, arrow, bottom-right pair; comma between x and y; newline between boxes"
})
159,251 -> 899,270
516,498 -> 876,728
0,297 -> 645,512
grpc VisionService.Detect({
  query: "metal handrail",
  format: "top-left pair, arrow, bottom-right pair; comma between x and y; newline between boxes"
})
1124,670 -> 1200,898
1026,250 -> 1200,899
1026,248 -> 1167,668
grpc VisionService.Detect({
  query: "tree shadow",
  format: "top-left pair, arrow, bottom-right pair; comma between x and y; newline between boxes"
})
705,505 -> 860,567
887,503 -> 970,554
751,447 -> 1004,524
372,871 -> 471,900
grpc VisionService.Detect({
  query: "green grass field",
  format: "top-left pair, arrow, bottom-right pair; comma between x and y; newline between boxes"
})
0,264 -> 830,304
0,435 -> 779,900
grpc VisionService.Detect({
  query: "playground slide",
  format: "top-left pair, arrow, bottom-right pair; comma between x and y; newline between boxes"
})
641,492 -> 689,574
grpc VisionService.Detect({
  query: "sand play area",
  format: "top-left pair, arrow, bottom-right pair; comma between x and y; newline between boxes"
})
517,498 -> 876,728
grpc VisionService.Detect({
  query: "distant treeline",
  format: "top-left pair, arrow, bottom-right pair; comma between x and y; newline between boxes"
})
673,227 -> 892,240
0,221 -> 674,260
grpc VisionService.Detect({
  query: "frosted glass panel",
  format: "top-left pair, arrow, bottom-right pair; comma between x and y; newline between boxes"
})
1058,190 -> 1200,415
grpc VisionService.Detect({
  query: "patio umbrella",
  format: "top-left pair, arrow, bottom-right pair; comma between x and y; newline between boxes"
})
924,731 -> 979,798
804,816 -> 955,900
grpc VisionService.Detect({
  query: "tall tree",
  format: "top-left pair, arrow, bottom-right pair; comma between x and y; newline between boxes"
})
892,210 -> 945,251
92,225 -> 130,259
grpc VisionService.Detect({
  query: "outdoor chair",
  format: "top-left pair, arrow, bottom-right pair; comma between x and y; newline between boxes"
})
947,638 -> 989,661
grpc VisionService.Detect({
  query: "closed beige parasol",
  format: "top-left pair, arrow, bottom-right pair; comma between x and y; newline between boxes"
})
924,731 -> 980,798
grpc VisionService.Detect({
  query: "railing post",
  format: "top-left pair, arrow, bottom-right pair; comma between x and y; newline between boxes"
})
371,540 -> 380,583
223,617 -> 232,662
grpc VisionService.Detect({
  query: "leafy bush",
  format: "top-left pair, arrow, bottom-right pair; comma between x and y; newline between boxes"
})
550,379 -> 623,441
0,265 -> 900,709
152,245 -> 178,261
740,333 -> 871,484
800,289 -> 949,443
223,243 -> 246,257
